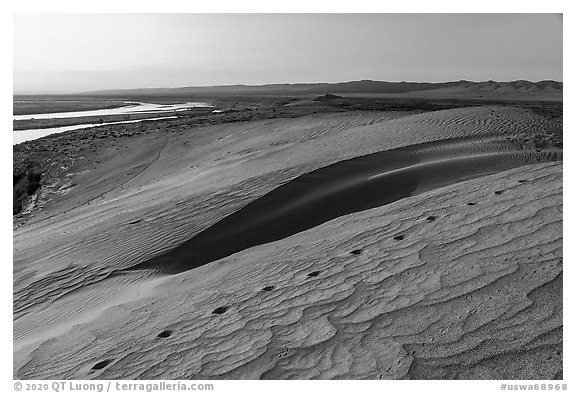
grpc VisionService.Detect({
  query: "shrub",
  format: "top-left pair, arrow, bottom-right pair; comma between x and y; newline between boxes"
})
27,171 -> 41,183
13,168 -> 43,215
13,172 -> 24,186
26,181 -> 41,195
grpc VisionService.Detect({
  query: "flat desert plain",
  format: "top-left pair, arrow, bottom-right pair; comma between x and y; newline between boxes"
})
13,104 -> 562,379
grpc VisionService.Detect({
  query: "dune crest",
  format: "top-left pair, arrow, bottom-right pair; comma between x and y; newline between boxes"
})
128,136 -> 560,274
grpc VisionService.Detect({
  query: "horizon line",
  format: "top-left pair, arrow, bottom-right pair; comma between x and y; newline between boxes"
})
13,78 -> 563,96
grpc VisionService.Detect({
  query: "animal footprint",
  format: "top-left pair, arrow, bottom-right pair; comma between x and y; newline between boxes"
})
212,306 -> 228,315
91,359 -> 113,372
157,330 -> 172,338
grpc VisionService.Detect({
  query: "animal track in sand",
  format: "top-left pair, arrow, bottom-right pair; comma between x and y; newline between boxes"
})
91,359 -> 113,371
212,306 -> 228,315
157,330 -> 172,338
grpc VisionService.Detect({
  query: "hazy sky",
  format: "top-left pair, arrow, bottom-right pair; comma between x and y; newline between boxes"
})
13,13 -> 562,93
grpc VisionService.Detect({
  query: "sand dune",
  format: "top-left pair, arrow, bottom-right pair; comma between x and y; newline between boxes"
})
13,106 -> 562,379
15,162 -> 562,379
129,136 -> 560,274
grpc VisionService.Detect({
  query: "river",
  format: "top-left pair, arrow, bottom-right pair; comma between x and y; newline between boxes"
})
13,101 -> 212,145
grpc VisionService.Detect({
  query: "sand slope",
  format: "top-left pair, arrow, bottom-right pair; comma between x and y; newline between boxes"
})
13,106 -> 562,379
15,162 -> 562,379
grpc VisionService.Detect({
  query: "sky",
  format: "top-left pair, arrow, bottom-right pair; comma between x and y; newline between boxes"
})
13,13 -> 563,93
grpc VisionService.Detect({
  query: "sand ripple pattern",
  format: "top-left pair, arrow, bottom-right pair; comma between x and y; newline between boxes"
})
14,107 -> 562,378
16,162 -> 562,379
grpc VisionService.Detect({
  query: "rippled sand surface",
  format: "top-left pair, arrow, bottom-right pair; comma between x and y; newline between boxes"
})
14,106 -> 562,379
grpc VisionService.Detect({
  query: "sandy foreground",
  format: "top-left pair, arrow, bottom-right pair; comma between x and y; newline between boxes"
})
13,106 -> 562,379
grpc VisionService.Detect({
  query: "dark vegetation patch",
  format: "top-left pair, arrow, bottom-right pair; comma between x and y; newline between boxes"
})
13,166 -> 42,215
523,101 -> 563,130
315,94 -> 344,101
532,133 -> 562,149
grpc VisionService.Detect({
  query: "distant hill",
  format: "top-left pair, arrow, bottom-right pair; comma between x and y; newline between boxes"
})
414,80 -> 563,96
84,80 -> 562,100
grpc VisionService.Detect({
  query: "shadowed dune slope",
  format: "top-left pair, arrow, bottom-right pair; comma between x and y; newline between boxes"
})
15,162 -> 562,379
130,136 -> 561,274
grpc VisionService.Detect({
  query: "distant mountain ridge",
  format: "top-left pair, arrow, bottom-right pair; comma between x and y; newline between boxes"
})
84,79 -> 562,97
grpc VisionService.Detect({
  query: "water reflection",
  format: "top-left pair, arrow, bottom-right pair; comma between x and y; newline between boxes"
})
13,101 -> 212,121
